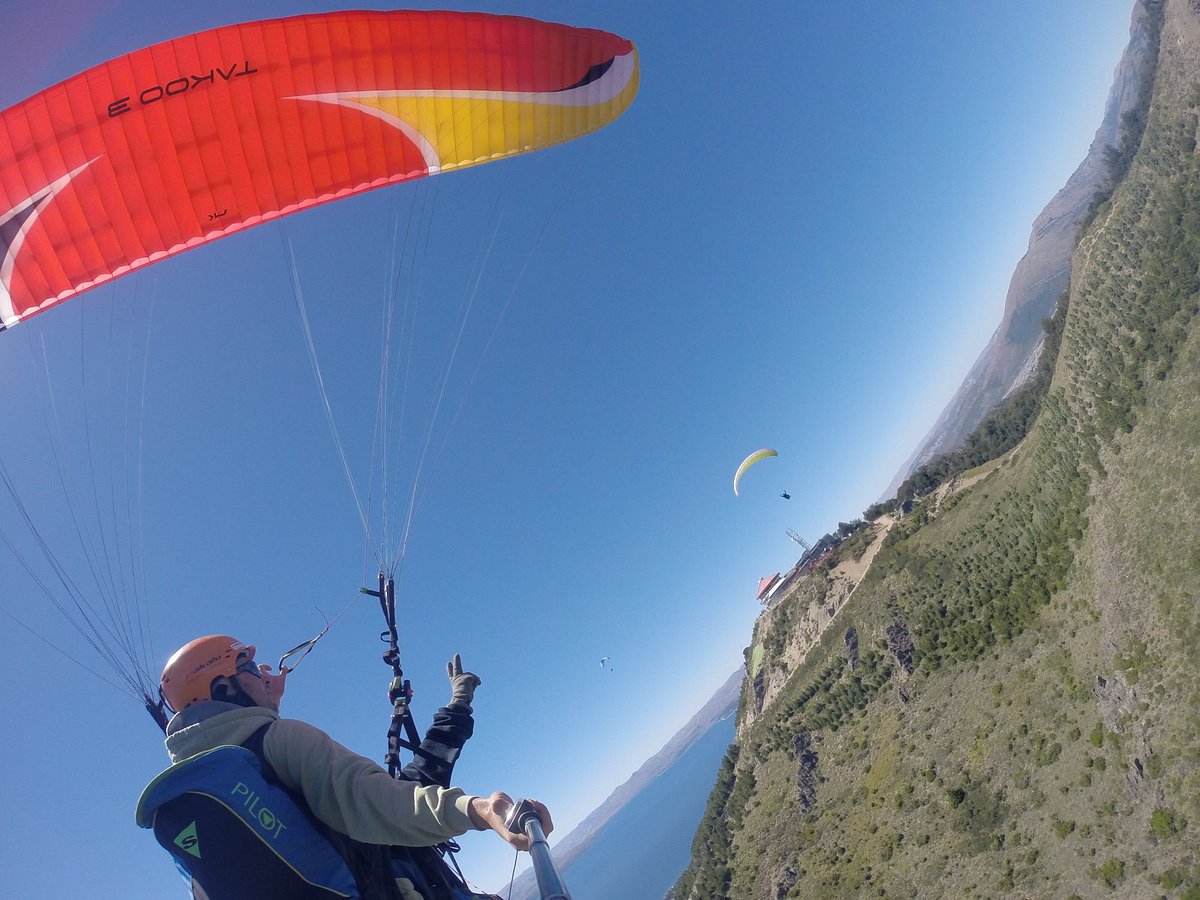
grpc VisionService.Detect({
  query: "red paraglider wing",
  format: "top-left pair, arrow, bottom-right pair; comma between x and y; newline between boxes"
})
0,10 -> 638,328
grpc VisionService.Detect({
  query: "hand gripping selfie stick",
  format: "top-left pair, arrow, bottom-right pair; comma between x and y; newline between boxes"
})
505,798 -> 572,900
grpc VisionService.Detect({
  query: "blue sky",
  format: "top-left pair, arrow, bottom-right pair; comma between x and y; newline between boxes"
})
0,1 -> 1134,895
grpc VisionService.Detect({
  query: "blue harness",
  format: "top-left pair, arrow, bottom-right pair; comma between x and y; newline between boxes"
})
136,740 -> 361,898
137,725 -> 496,899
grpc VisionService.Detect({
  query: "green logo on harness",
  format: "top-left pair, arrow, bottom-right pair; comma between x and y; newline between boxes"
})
232,782 -> 289,839
174,821 -> 201,859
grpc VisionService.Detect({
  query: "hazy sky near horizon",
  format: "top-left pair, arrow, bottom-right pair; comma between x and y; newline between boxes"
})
0,1 -> 1136,894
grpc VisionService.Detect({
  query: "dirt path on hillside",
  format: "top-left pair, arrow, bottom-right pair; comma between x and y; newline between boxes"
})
837,514 -> 895,584
819,513 -> 896,619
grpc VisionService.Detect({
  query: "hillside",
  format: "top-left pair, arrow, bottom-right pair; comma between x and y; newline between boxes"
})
674,0 -> 1200,897
883,0 -> 1162,498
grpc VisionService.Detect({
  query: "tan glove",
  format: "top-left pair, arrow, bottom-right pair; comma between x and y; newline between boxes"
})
447,654 -> 481,712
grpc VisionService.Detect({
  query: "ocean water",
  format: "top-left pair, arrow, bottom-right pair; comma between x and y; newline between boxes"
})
560,714 -> 736,900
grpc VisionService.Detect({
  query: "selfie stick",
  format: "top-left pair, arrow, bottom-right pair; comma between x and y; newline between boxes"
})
505,798 -> 572,900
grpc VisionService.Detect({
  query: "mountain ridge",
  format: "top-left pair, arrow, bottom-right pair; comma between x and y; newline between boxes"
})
507,667 -> 742,900
883,0 -> 1162,499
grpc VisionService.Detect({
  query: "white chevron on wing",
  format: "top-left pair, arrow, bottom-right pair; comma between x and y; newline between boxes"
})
0,160 -> 96,329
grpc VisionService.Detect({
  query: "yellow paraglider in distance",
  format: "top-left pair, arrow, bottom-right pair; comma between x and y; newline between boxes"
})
733,448 -> 778,496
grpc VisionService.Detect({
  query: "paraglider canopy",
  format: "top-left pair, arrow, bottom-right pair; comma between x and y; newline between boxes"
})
0,9 -> 639,329
733,448 -> 778,496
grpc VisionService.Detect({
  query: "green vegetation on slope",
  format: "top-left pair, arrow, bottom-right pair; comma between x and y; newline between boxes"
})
674,3 -> 1200,898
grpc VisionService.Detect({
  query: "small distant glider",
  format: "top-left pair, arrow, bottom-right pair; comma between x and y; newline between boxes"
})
733,448 -> 779,496
600,656 -> 613,671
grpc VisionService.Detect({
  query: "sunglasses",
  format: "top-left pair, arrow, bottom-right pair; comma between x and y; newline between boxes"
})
235,657 -> 263,679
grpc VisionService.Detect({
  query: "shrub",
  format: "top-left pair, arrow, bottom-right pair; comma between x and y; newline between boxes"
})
1052,818 -> 1076,838
1150,808 -> 1181,838
1099,858 -> 1125,889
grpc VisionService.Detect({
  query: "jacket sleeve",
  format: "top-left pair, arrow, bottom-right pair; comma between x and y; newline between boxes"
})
263,718 -> 484,846
399,705 -> 475,788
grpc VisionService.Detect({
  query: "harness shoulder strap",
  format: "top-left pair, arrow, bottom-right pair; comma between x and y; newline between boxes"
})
242,724 -> 407,900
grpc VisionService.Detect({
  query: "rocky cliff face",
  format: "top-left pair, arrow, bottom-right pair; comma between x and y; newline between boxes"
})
883,0 -> 1162,498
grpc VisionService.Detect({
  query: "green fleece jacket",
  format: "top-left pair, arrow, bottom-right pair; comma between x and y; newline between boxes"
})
165,702 -> 483,847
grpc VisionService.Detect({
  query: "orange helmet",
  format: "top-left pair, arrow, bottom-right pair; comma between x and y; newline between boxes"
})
161,635 -> 256,711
